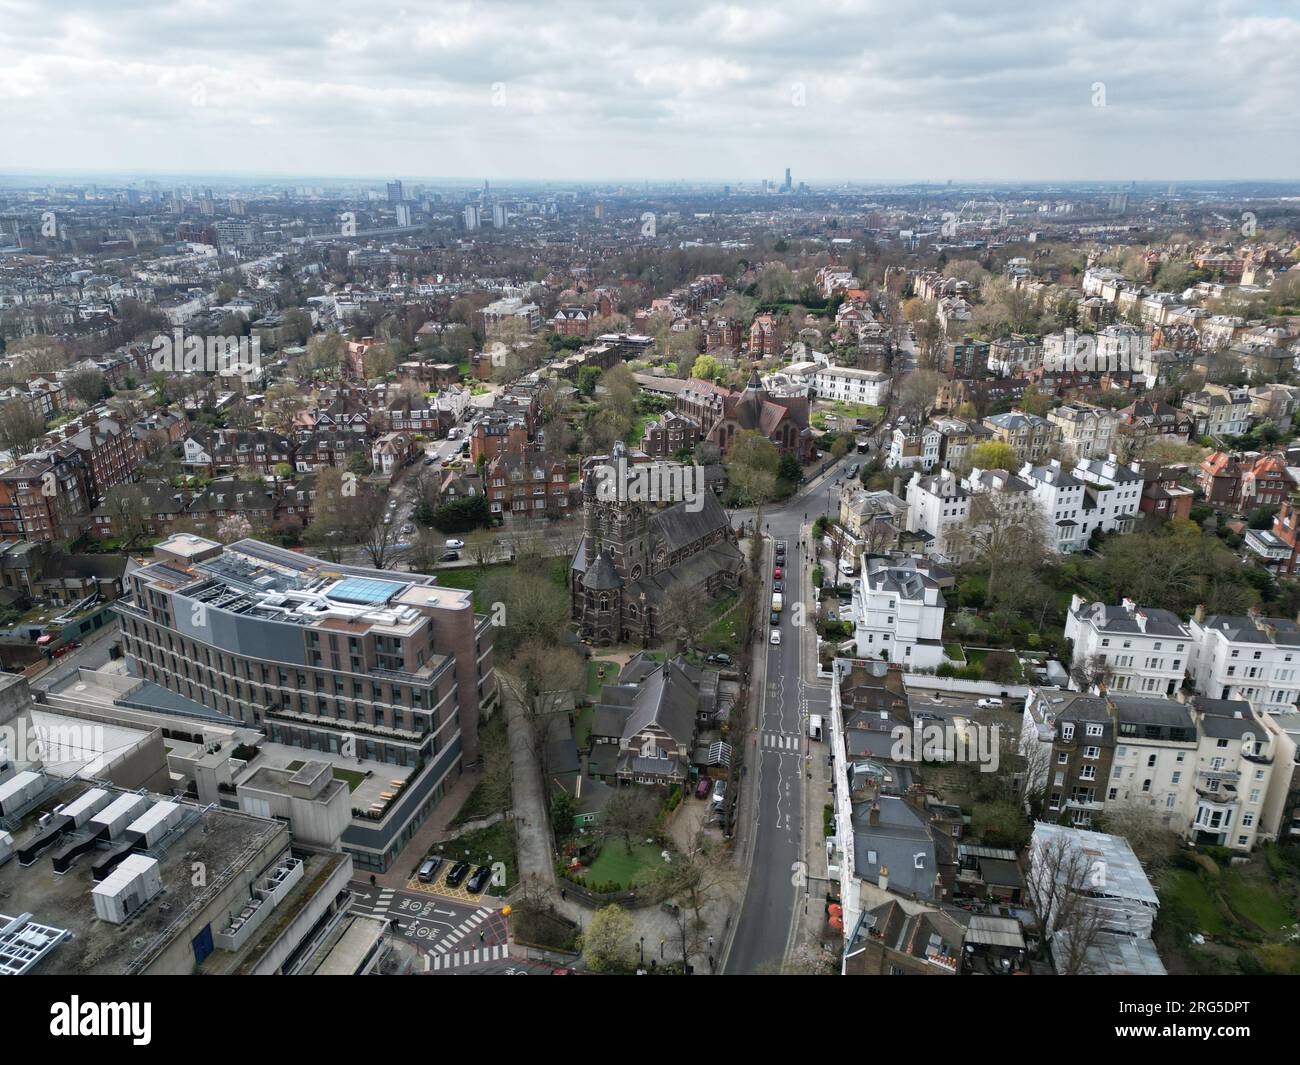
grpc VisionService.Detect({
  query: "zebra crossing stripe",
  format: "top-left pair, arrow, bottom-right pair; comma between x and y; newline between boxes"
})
429,943 -> 508,970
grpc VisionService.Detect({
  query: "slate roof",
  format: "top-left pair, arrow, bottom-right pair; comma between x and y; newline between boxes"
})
1201,614 -> 1300,647
852,796 -> 937,899
1073,601 -> 1188,637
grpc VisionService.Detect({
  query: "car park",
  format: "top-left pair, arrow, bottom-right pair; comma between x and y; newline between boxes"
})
445,861 -> 471,887
466,864 -> 493,894
417,856 -> 443,882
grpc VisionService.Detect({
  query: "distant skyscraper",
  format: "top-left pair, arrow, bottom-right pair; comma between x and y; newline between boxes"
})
492,204 -> 508,229
784,167 -> 792,192
463,204 -> 481,231
387,180 -> 403,204
396,203 -> 413,227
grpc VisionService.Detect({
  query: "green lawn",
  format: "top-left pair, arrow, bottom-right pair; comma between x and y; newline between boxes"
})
1160,868 -> 1229,937
697,593 -> 741,655
574,704 -> 594,748
625,410 -> 656,445
585,840 -> 667,889
431,561 -> 514,611
587,659 -> 620,698
1220,869 -> 1295,932
283,760 -> 367,793
827,401 -> 886,423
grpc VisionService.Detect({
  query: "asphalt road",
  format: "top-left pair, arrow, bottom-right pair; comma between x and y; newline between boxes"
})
723,458 -> 844,975
349,879 -> 510,974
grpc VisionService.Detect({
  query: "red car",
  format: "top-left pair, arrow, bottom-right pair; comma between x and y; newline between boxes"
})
773,567 -> 783,579
695,776 -> 711,799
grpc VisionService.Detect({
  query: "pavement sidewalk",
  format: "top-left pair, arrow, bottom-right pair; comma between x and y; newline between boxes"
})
797,519 -> 836,953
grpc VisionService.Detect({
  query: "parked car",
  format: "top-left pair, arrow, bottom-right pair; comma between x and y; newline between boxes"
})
439,551 -> 460,562
705,653 -> 733,666
711,779 -> 727,808
770,611 -> 780,627
770,629 -> 781,645
772,579 -> 783,592
695,776 -> 712,799
445,538 -> 465,550
466,864 -> 493,894
417,856 -> 443,883
773,566 -> 783,579
977,698 -> 1005,709
446,861 -> 471,887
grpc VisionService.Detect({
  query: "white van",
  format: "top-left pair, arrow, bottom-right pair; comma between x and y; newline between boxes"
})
808,714 -> 824,742
771,592 -> 783,613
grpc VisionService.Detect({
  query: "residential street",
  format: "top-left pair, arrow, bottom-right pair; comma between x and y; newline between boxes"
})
723,456 -> 846,974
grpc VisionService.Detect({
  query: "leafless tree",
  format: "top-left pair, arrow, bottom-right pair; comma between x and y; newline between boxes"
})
651,831 -> 737,931
1100,801 -> 1180,870
660,581 -> 712,653
102,483 -> 152,546
955,490 -> 1050,602
598,788 -> 660,852
495,638 -> 584,754
0,398 -> 47,456
783,941 -> 839,975
1026,831 -> 1111,973
1069,653 -> 1116,693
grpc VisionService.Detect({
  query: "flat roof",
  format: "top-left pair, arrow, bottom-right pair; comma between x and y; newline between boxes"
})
0,777 -> 283,975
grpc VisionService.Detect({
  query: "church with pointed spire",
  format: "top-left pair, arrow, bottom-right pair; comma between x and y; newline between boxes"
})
570,442 -> 743,647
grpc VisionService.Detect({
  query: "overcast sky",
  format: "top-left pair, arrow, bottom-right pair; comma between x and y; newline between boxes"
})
1,0 -> 1297,183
